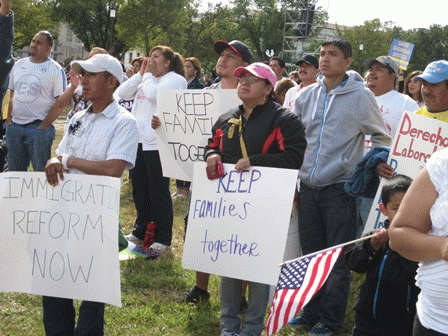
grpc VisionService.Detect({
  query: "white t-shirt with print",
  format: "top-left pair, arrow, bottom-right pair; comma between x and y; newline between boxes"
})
9,57 -> 66,124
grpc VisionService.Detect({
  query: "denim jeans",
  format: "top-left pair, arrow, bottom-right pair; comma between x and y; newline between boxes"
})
42,296 -> 105,336
298,182 -> 359,332
6,121 -> 55,172
220,277 -> 270,336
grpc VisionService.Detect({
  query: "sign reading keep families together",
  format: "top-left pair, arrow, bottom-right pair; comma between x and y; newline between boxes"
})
182,163 -> 299,286
0,173 -> 122,307
156,89 -> 241,181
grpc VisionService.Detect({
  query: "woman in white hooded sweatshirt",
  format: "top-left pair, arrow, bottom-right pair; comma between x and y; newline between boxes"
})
117,45 -> 187,256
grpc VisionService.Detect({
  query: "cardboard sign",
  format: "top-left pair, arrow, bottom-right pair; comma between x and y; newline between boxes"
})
389,38 -> 415,71
182,162 -> 299,285
0,172 -> 122,307
363,112 -> 448,234
156,89 -> 241,181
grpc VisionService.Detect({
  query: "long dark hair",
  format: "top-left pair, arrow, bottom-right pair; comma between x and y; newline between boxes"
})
404,70 -> 423,103
150,45 -> 185,77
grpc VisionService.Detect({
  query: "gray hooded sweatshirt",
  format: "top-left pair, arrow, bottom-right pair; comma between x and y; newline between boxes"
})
295,70 -> 391,188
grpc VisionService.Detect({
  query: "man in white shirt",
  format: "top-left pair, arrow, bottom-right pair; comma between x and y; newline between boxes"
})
365,56 -> 419,139
6,30 -> 67,171
359,56 -> 419,227
44,53 -> 139,336
283,54 -> 319,111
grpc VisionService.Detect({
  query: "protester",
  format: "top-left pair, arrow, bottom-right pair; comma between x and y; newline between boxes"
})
177,40 -> 253,304
289,70 -> 300,84
365,56 -> 419,139
345,175 -> 419,336
274,78 -> 296,105
117,45 -> 187,258
404,70 -> 424,107
131,56 -> 144,75
283,54 -> 319,111
43,54 -> 139,336
171,56 -> 205,200
269,56 -> 287,87
0,0 -> 13,113
415,60 -> 448,121
204,62 -> 306,336
389,151 -> 448,336
6,30 -> 67,172
292,39 -> 390,336
358,56 -> 419,228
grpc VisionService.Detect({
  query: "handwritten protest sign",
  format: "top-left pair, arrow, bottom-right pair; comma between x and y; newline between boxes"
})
388,38 -> 415,71
156,89 -> 241,181
363,112 -> 448,234
0,172 -> 122,307
182,162 -> 299,285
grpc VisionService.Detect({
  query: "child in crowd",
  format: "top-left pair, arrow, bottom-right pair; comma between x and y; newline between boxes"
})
344,175 -> 419,336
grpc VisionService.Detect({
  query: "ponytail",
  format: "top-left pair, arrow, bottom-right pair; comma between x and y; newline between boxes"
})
150,45 -> 185,77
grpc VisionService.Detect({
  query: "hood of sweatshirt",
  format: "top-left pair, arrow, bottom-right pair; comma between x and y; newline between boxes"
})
296,70 -> 390,188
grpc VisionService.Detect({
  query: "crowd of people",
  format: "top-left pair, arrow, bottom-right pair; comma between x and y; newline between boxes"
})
2,0 -> 448,335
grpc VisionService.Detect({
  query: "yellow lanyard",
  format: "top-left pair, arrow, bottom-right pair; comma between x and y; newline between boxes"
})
227,115 -> 248,159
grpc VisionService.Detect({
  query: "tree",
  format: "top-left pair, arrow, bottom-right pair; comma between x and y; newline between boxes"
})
230,0 -> 284,61
404,25 -> 448,72
12,0 -> 54,49
339,19 -> 397,75
116,0 -> 193,56
48,0 -> 128,58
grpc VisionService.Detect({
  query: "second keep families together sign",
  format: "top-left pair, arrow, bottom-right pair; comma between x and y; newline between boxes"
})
0,173 -> 122,307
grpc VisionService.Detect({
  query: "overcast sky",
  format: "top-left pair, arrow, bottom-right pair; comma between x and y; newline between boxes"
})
201,0 -> 446,30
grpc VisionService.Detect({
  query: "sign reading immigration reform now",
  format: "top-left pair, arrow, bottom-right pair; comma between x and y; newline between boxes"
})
156,89 -> 241,181
363,112 -> 448,234
0,172 -> 122,307
183,162 -> 299,285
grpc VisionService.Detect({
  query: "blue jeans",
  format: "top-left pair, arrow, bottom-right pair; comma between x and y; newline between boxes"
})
220,277 -> 270,336
298,182 -> 359,332
42,296 -> 105,336
6,121 -> 55,172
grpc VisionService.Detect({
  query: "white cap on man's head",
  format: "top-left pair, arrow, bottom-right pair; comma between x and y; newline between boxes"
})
71,54 -> 124,84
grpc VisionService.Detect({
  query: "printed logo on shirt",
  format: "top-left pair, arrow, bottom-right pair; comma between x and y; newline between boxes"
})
14,74 -> 42,103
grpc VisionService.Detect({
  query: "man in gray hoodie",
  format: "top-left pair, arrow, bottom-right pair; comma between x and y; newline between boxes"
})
292,39 -> 391,336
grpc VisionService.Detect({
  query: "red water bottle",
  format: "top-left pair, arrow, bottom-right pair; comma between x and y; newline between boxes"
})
144,221 -> 156,251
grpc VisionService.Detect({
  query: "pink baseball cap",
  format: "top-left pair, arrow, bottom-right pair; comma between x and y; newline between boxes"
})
234,62 -> 277,88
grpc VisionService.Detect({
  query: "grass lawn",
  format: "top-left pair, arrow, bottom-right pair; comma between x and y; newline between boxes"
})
0,116 -> 361,335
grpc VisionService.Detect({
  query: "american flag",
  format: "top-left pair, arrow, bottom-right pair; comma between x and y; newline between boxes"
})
265,247 -> 343,336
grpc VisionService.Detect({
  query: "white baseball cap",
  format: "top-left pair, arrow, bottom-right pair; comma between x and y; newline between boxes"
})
71,54 -> 124,84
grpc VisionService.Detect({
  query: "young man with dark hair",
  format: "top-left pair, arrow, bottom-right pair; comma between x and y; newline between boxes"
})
292,39 -> 390,336
44,54 -> 139,336
344,175 -> 419,336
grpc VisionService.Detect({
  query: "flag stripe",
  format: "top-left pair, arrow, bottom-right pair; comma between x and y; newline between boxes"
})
265,247 -> 343,335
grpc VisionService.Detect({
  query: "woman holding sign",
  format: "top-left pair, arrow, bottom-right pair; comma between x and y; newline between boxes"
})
116,46 -> 187,257
204,62 -> 306,336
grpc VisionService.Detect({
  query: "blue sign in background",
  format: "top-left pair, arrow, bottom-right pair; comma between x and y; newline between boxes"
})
389,38 -> 415,70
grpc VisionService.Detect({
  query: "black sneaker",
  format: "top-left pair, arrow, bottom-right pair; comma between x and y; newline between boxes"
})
308,322 -> 334,336
288,315 -> 314,330
177,286 -> 210,303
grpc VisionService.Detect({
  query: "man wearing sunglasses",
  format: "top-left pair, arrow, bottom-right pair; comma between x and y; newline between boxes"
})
6,29 -> 67,172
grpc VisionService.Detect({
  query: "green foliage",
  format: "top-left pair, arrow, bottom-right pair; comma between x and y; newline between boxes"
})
47,0 -> 128,58
339,19 -> 398,75
12,0 -> 54,49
